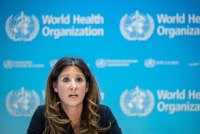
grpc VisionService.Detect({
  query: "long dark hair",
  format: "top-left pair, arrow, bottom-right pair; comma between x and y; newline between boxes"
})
44,57 -> 110,134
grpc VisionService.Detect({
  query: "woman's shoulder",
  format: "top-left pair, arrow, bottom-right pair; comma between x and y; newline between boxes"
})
99,104 -> 111,113
34,105 -> 46,115
36,104 -> 46,111
27,105 -> 46,133
98,105 -> 122,134
99,104 -> 114,121
31,104 -> 46,121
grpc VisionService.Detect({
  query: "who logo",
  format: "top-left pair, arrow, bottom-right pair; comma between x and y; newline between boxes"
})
6,87 -> 40,117
120,86 -> 155,117
5,11 -> 40,42
120,11 -> 154,41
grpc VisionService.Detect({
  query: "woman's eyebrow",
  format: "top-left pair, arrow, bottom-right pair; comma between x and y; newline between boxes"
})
59,74 -> 70,78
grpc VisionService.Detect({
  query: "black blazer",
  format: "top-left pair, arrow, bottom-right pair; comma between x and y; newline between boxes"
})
27,104 -> 122,134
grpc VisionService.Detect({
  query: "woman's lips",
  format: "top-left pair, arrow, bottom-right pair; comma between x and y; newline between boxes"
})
69,94 -> 78,97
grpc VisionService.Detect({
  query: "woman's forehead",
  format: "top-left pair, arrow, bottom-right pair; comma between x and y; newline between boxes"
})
59,66 -> 84,76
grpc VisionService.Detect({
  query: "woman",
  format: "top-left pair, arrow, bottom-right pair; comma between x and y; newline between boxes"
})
27,57 -> 122,134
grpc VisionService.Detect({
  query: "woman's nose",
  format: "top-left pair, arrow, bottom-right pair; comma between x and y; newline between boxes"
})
70,79 -> 77,90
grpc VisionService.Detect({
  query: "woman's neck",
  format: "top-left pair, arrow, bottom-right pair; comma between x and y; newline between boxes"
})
62,105 -> 82,134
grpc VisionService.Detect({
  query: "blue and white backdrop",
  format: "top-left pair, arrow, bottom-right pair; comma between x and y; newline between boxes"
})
1,0 -> 200,134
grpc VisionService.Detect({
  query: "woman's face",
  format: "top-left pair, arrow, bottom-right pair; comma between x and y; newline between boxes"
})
54,66 -> 88,109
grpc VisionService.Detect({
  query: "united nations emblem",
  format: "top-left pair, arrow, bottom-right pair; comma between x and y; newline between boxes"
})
120,86 -> 155,116
5,11 -> 39,41
3,60 -> 14,69
144,58 -> 156,68
50,59 -> 58,68
120,11 -> 154,41
6,87 -> 40,117
95,59 -> 106,68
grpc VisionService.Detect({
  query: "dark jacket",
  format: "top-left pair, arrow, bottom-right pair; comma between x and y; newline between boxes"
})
27,104 -> 122,134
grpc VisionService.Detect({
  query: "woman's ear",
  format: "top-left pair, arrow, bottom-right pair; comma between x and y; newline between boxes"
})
53,82 -> 58,92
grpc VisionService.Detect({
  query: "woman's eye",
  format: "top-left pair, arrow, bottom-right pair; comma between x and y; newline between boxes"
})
76,77 -> 83,82
63,77 -> 70,82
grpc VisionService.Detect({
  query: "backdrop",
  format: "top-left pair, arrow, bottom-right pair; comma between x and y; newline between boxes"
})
1,0 -> 200,134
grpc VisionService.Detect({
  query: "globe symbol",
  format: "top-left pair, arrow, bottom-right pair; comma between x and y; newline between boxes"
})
12,12 -> 31,36
50,59 -> 58,68
5,11 -> 39,41
3,60 -> 14,69
120,11 -> 154,41
96,59 -> 106,68
6,87 -> 40,117
144,58 -> 156,68
120,86 -> 155,116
